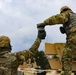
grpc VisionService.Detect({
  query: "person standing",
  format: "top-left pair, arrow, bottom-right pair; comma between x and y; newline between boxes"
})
0,27 -> 46,75
37,6 -> 76,75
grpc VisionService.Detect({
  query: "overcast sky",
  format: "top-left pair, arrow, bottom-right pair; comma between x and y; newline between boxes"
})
0,0 -> 76,52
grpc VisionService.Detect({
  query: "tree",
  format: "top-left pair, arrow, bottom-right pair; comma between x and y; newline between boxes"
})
31,50 -> 51,69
